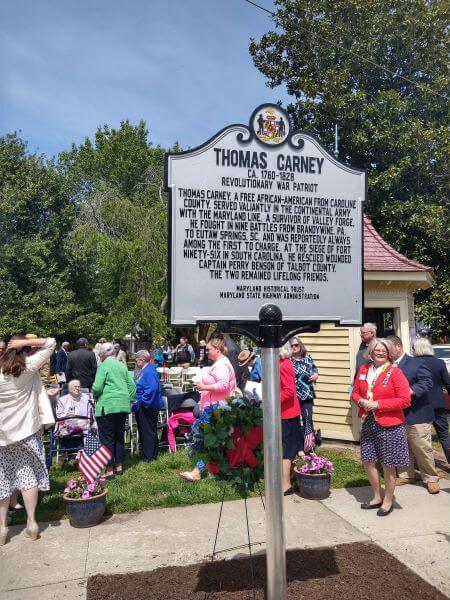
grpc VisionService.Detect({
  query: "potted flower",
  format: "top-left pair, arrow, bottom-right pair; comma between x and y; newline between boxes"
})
293,453 -> 334,500
63,475 -> 107,528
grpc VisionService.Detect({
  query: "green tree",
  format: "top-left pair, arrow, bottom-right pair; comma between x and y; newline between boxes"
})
250,0 -> 449,334
59,121 -> 169,344
0,133 -> 80,338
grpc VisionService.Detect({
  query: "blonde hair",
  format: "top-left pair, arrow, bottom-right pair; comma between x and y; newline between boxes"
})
290,336 -> 307,357
413,338 -> 434,357
365,338 -> 396,362
279,342 -> 293,359
208,337 -> 227,355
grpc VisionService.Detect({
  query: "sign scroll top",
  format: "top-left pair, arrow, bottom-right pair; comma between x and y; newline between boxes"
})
165,104 -> 365,326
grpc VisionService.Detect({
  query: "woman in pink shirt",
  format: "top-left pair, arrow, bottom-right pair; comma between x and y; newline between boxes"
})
180,337 -> 236,481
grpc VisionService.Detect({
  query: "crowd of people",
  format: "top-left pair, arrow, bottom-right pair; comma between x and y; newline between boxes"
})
0,323 -> 448,545
0,335 -> 163,544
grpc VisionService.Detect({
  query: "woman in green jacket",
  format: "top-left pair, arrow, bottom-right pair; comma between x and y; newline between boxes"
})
93,343 -> 136,478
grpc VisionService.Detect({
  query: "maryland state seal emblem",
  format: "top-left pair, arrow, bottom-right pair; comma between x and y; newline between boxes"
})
252,105 -> 290,146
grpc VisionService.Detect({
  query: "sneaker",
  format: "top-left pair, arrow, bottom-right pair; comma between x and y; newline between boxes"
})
427,482 -> 440,494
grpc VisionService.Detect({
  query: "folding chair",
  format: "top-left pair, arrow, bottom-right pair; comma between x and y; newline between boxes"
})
157,396 -> 170,451
163,387 -> 198,452
167,367 -> 182,387
125,412 -> 139,456
157,367 -> 170,382
181,367 -> 195,392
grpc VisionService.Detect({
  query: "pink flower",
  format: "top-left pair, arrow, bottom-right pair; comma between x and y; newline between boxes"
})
82,491 -> 90,499
76,487 -> 83,494
64,487 -> 70,493
300,465 -> 309,473
87,483 -> 95,493
68,480 -> 76,489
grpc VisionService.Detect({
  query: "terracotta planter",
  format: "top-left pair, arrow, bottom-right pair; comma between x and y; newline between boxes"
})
293,467 -> 330,500
64,489 -> 107,528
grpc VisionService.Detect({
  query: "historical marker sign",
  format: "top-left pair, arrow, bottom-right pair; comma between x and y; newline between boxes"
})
165,104 -> 365,326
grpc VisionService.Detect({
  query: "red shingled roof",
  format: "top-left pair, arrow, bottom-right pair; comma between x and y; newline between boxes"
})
364,216 -> 431,272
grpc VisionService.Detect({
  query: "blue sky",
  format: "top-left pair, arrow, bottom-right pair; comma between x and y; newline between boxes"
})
1,0 -> 290,158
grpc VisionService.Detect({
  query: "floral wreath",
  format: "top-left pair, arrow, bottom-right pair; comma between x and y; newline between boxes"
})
190,395 -> 264,496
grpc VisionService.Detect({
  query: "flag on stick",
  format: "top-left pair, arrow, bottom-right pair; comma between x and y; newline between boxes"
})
78,431 -> 112,482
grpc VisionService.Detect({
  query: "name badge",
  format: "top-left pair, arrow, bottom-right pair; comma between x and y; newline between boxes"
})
359,374 -> 366,381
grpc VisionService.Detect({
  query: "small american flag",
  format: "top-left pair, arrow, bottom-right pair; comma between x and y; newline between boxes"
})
78,430 -> 112,482
304,431 -> 315,453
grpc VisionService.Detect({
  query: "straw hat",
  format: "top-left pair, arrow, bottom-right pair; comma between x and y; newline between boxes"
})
238,349 -> 255,367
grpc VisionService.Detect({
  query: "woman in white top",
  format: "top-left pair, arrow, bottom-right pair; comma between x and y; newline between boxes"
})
0,336 -> 56,545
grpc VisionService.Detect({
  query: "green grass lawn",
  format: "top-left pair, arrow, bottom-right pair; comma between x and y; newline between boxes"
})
7,449 -> 369,526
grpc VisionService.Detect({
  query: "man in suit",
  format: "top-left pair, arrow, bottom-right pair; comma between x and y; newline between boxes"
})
55,341 -> 70,374
65,337 -> 98,390
388,336 -> 439,494
355,322 -> 377,375
413,338 -> 450,466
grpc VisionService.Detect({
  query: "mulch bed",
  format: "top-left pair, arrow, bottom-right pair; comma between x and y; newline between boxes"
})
87,541 -> 445,600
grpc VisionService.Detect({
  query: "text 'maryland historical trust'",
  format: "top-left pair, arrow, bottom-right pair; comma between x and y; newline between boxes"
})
165,104 -> 365,325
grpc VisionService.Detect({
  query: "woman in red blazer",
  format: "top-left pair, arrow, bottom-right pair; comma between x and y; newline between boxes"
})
279,343 -> 302,496
352,338 -> 411,516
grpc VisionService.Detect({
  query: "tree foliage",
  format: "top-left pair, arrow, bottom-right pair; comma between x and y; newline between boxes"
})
0,134 -> 79,337
250,0 -> 449,334
0,123 -> 171,344
58,121 -> 169,344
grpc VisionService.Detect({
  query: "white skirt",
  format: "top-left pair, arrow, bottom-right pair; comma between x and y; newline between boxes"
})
0,430 -> 50,500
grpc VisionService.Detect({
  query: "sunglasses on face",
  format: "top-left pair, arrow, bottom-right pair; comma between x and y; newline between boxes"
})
291,343 -> 300,348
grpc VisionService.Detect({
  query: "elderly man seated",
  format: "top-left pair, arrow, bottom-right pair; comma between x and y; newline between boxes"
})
56,380 -> 92,449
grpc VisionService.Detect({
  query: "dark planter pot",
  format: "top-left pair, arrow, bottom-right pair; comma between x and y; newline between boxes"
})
293,468 -> 330,500
64,489 -> 107,528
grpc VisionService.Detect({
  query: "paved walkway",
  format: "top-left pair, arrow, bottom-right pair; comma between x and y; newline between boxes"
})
1,479 -> 449,599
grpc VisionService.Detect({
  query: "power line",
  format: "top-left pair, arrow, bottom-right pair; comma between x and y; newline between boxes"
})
243,0 -> 448,101
244,0 -> 273,14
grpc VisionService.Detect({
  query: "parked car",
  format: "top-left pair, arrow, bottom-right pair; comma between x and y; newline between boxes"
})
433,345 -> 450,411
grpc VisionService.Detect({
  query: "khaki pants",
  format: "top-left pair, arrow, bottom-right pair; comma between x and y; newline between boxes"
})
398,423 -> 439,483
